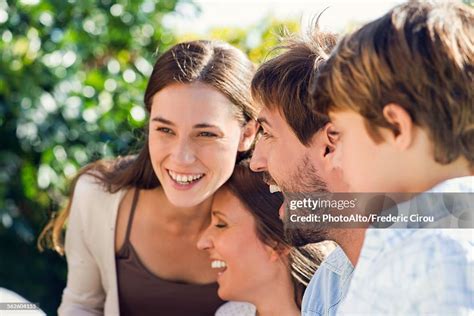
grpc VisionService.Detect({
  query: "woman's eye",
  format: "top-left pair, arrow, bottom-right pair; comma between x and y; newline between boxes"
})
156,127 -> 174,134
215,222 -> 227,228
198,131 -> 218,137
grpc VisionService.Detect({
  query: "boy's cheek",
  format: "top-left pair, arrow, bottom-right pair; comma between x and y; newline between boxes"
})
332,145 -> 344,170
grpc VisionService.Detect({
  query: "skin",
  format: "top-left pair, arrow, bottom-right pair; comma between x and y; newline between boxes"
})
329,105 -> 473,193
324,104 -> 472,265
149,82 -> 252,208
197,187 -> 300,316
115,82 -> 257,284
250,107 -> 347,246
249,106 -> 365,265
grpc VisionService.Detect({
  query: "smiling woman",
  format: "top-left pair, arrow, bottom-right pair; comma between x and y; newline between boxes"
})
148,82 -> 249,207
198,161 -> 329,316
38,40 -> 260,316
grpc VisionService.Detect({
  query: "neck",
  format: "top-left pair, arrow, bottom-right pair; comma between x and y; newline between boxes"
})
252,269 -> 300,316
142,187 -> 212,235
401,154 -> 472,192
329,228 -> 365,266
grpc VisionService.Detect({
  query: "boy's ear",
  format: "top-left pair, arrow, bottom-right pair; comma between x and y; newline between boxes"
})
238,120 -> 259,152
382,103 -> 414,150
322,123 -> 338,157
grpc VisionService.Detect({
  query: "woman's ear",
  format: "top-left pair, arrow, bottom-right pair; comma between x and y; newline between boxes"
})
382,103 -> 414,150
268,243 -> 291,262
238,120 -> 259,152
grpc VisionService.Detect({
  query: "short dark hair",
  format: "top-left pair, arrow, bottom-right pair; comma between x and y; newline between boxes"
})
313,1 -> 474,166
251,26 -> 337,146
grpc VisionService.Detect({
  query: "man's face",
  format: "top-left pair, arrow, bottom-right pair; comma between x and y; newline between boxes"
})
250,107 -> 347,246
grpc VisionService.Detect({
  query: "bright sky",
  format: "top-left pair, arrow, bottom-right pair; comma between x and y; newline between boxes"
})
164,0 -> 404,34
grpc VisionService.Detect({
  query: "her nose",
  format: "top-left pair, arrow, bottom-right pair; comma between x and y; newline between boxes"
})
171,138 -> 196,165
197,227 -> 214,251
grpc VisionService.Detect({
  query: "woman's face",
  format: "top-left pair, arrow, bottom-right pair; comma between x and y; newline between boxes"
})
197,187 -> 282,302
149,82 -> 249,208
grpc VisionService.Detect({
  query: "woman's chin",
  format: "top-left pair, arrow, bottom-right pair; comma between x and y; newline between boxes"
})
162,187 -> 211,208
217,287 -> 234,302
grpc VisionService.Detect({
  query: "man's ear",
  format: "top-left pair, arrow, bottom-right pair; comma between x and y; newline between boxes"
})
382,103 -> 414,150
238,120 -> 259,152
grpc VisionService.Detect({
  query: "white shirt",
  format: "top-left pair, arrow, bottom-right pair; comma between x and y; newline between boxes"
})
215,301 -> 256,316
338,176 -> 474,315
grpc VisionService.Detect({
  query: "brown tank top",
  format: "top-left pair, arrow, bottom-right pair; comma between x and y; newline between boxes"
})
116,189 -> 225,316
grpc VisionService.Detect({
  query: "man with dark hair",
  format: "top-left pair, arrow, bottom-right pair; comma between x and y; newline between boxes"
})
250,28 -> 363,315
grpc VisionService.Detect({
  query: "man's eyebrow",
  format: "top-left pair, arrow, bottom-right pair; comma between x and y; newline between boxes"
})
151,116 -> 175,125
257,117 -> 272,128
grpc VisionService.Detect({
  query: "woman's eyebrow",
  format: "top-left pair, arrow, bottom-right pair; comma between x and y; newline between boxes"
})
212,210 -> 227,218
151,116 -> 175,125
150,118 -> 221,130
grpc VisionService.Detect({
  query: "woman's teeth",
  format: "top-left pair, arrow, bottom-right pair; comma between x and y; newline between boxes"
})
269,184 -> 282,193
168,170 -> 204,184
211,260 -> 227,269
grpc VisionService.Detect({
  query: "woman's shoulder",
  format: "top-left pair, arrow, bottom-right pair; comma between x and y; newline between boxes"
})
215,301 -> 256,316
73,172 -> 126,209
75,172 -> 114,197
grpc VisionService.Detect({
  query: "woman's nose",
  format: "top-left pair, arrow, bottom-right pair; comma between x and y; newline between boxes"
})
197,228 -> 213,251
171,139 -> 196,165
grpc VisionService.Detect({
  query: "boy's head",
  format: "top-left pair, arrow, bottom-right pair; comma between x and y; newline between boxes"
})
313,1 -> 473,192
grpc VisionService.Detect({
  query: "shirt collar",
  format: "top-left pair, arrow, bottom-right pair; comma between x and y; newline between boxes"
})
426,176 -> 473,193
321,246 -> 354,281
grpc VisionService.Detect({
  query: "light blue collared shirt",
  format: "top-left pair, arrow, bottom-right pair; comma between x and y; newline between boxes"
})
302,246 -> 354,316
338,176 -> 474,315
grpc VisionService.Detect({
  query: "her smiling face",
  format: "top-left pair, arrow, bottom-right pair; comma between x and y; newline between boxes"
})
196,187 -> 283,302
148,82 -> 251,208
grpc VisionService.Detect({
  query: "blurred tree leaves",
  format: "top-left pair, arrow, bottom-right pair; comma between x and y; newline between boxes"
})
0,0 -> 299,313
0,0 -> 180,314
179,17 -> 300,64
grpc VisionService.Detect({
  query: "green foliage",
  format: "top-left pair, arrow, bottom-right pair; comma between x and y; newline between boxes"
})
178,17 -> 300,64
0,0 -> 180,314
0,0 -> 299,312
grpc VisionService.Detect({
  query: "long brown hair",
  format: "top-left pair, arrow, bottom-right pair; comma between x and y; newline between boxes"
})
38,40 -> 258,254
225,161 -> 326,308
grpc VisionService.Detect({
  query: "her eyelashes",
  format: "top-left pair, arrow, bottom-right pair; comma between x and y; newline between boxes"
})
156,127 -> 174,134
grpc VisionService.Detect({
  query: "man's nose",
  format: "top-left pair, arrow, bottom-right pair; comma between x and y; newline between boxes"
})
249,141 -> 267,172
